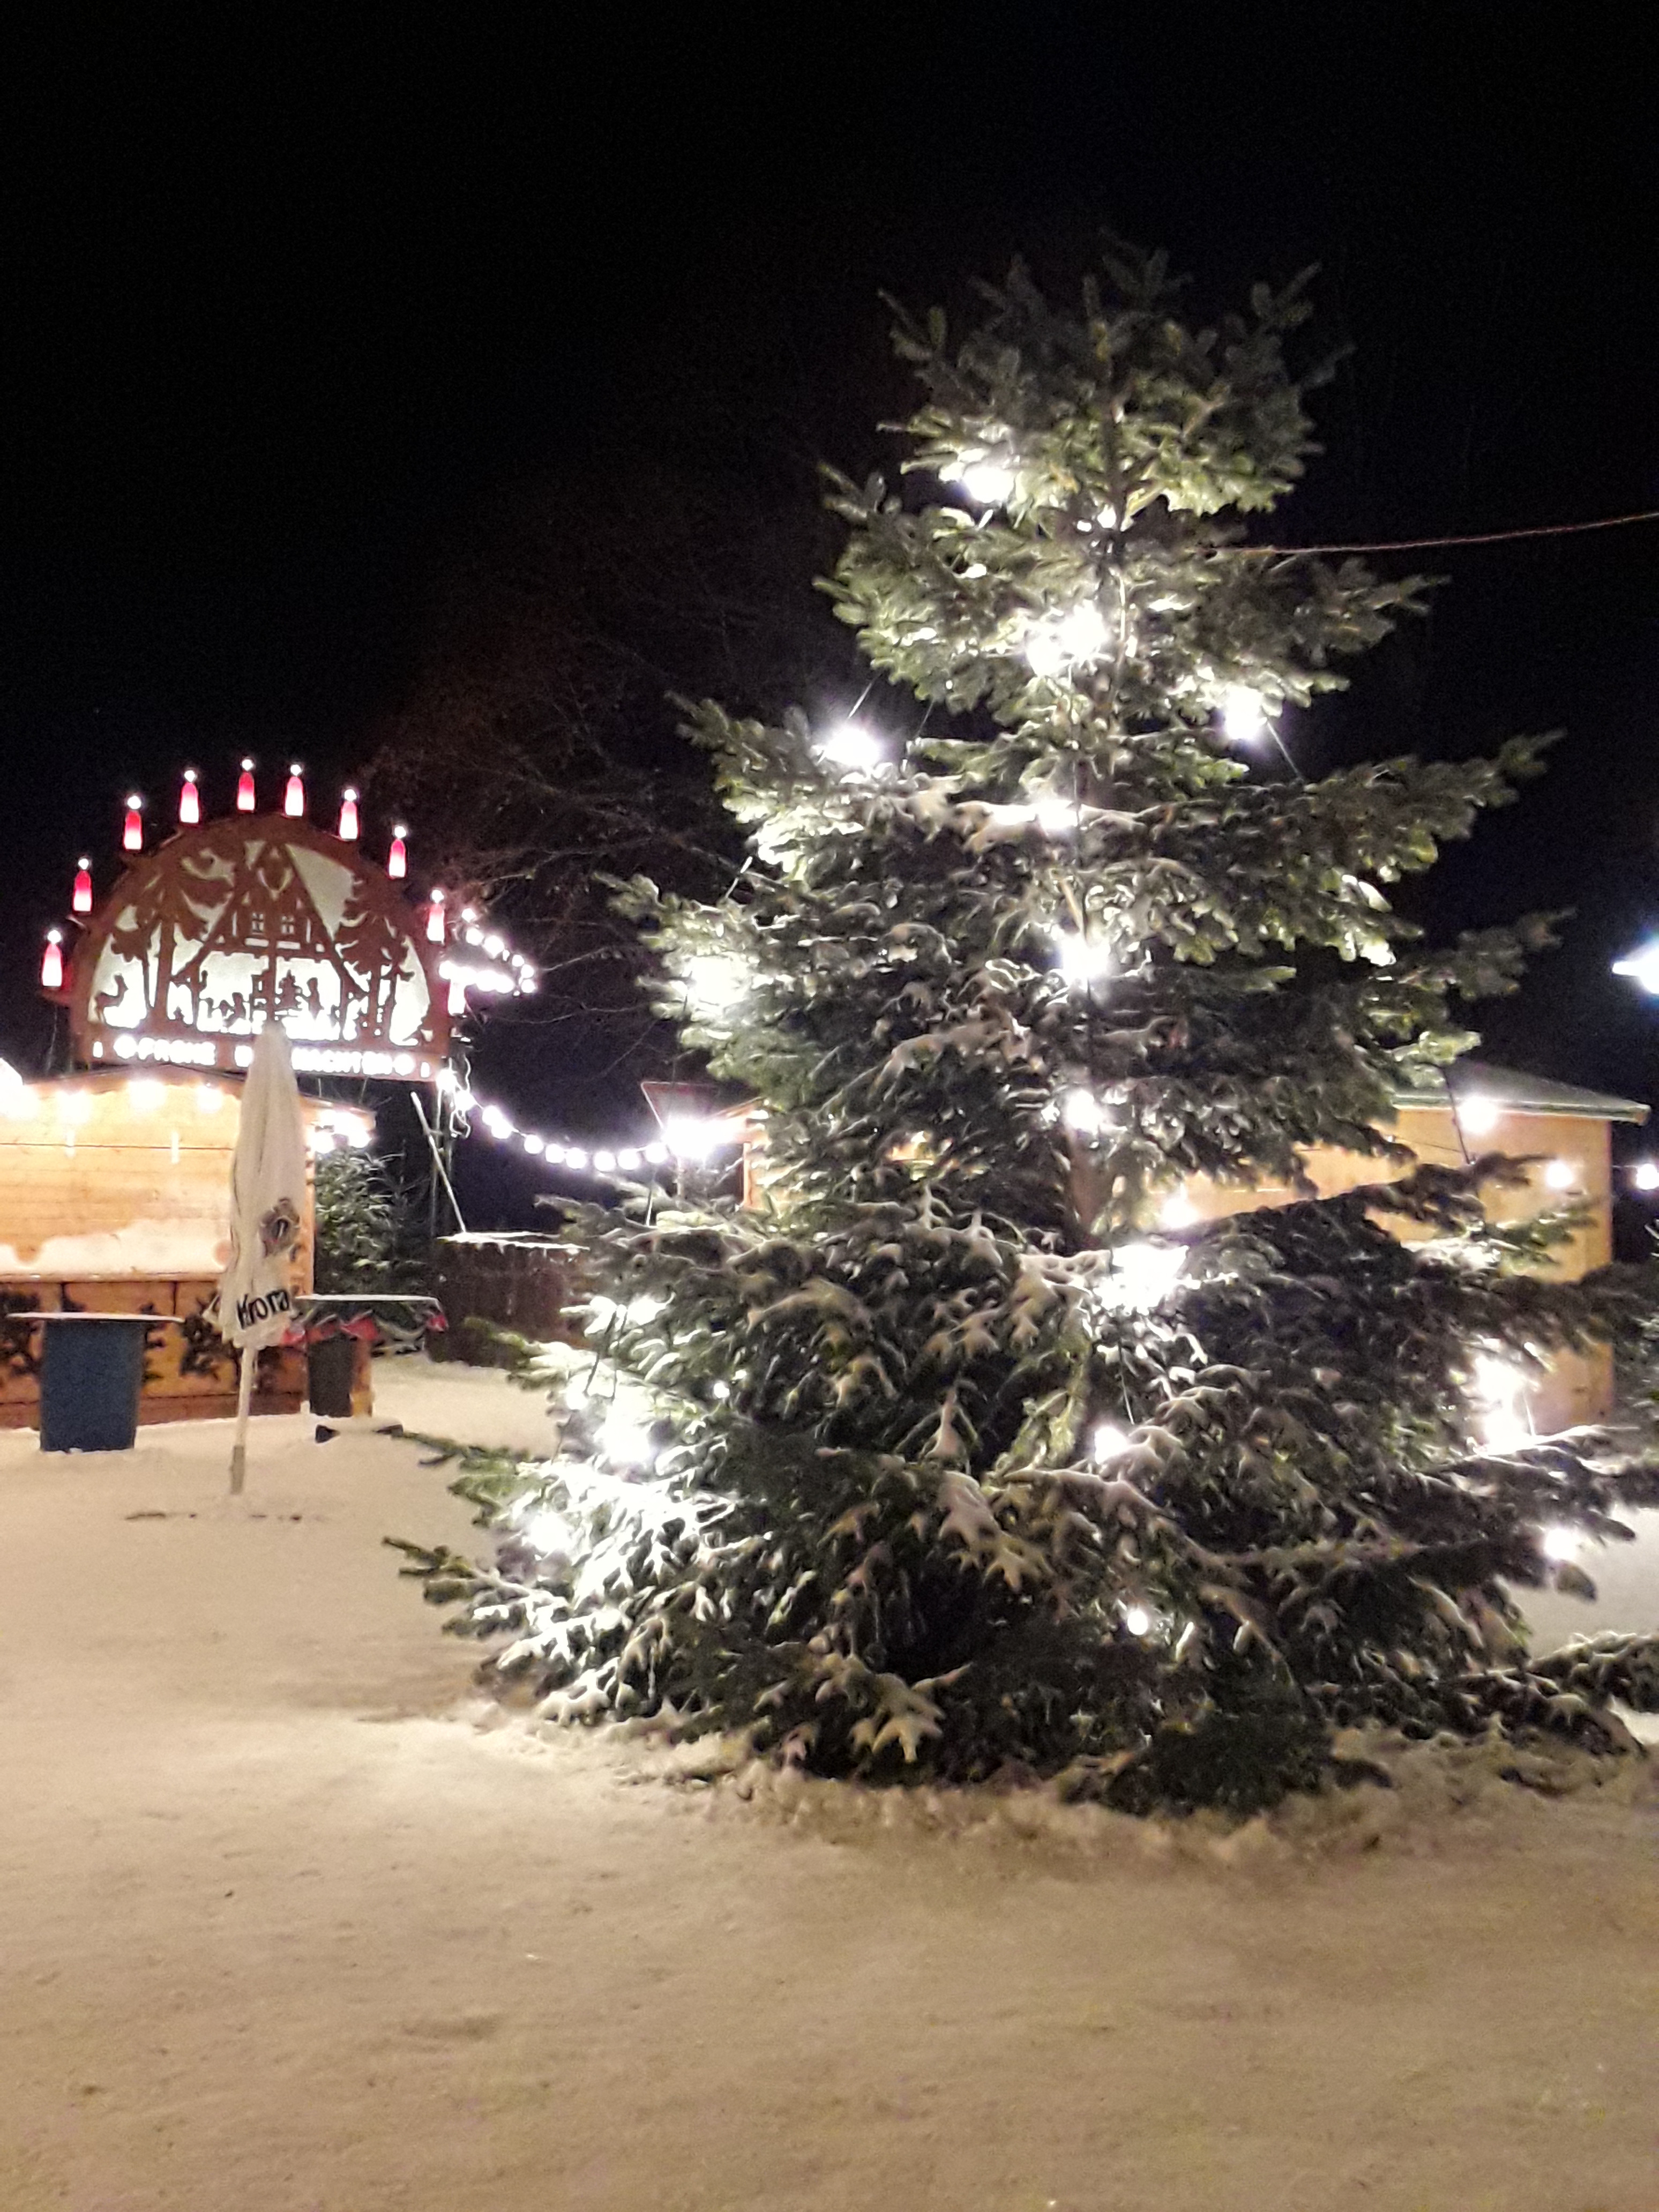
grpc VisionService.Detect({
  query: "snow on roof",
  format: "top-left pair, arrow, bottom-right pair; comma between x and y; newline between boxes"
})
1396,1062 -> 1649,1124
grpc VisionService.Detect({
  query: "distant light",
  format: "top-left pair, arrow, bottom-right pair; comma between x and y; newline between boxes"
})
1102,1240 -> 1187,1311
1612,939 -> 1659,996
126,1078 -> 165,1114
1541,1526 -> 1580,1562
951,454 -> 1015,506
1092,1421 -> 1130,1462
1122,1605 -> 1154,1638
1633,1159 -> 1659,1193
195,1083 -> 225,1114
1456,1094 -> 1501,1137
1160,1190 -> 1199,1229
818,720 -> 884,774
1219,685 -> 1271,745
1543,1157 -> 1576,1191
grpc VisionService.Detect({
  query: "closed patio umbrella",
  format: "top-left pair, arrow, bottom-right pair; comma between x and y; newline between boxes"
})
216,1023 -> 307,1494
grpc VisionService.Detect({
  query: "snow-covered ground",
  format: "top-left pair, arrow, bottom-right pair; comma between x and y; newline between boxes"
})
3,1361 -> 1658,2212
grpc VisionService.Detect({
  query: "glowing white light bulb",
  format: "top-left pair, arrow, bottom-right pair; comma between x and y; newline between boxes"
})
1220,684 -> 1271,745
1457,1095 -> 1501,1137
616,1148 -> 642,1171
663,1114 -> 720,1162
1031,794 -> 1080,836
1612,939 -> 1659,996
564,1147 -> 589,1170
593,1149 -> 617,1172
1633,1160 -> 1659,1193
481,1104 -> 514,1139
1160,1190 -> 1199,1229
597,1410 -> 656,1469
522,1134 -> 545,1155
523,1508 -> 573,1556
1055,932 -> 1113,988
1540,1526 -> 1579,1562
681,953 -> 749,1015
1092,1421 -> 1130,1462
951,455 -> 1015,506
1122,1605 -> 1154,1638
644,1141 -> 670,1167
1543,1158 -> 1576,1192
818,721 -> 884,774
1060,1087 -> 1107,1138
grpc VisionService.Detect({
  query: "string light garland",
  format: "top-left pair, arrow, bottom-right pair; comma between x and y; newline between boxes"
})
439,1064 -> 743,1185
1253,505 -> 1659,557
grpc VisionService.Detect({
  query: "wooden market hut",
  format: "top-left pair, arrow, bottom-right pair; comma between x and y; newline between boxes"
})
0,1065 -> 358,1427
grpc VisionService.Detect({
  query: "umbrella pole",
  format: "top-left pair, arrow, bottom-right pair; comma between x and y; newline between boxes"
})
229,1344 -> 254,1495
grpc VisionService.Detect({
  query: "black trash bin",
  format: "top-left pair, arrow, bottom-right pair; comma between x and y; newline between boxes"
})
307,1332 -> 357,1418
38,1314 -> 152,1452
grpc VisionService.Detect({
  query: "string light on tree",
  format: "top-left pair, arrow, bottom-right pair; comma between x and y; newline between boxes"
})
1059,1086 -> 1111,1139
680,952 -> 750,1018
1542,1157 -> 1577,1191
817,720 -> 885,774
1024,600 -> 1110,676
1053,931 -> 1113,989
949,451 -> 1015,506
1219,684 -> 1272,745
1540,1526 -> 1580,1562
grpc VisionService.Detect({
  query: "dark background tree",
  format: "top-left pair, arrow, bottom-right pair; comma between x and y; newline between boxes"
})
6,15 -> 1659,1229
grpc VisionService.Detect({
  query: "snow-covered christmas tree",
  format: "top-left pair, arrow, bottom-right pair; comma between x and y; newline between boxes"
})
403,246 -> 1659,1810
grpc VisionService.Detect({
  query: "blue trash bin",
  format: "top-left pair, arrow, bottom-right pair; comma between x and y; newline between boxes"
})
39,1316 -> 153,1452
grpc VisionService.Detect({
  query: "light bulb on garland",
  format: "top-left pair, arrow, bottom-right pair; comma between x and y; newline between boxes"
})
1054,931 -> 1113,989
178,769 -> 200,824
950,452 -> 1015,507
818,721 -> 884,774
1220,684 -> 1271,745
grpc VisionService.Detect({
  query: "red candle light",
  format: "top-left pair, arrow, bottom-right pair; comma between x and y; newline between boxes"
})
123,796 -> 144,852
426,889 -> 447,944
237,758 -> 257,811
338,786 -> 360,840
72,858 -> 93,915
284,763 -> 305,818
387,824 -> 408,879
41,930 -> 64,990
179,769 -> 201,824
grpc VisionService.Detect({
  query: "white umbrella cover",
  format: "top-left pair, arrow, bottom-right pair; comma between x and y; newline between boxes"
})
216,1023 -> 308,1492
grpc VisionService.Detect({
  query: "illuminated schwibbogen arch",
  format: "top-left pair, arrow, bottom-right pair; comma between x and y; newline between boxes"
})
55,816 -> 451,1079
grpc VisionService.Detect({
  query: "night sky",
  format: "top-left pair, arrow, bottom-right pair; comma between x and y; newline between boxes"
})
6,15 -> 1658,1226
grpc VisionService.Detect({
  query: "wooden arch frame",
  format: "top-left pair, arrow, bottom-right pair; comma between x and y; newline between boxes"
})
51,814 -> 452,1080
